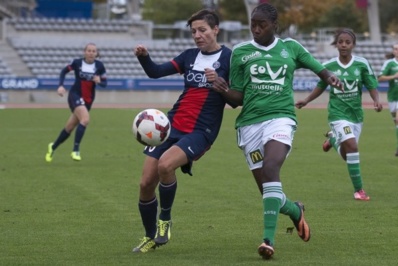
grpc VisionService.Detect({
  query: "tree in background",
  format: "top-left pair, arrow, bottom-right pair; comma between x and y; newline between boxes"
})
140,0 -> 397,36
218,0 -> 368,34
264,0 -> 369,34
218,0 -> 247,24
316,0 -> 368,33
379,0 -> 398,34
141,0 -> 203,24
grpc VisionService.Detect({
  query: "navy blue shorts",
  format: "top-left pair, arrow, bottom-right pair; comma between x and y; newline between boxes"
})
143,128 -> 212,176
68,93 -> 93,112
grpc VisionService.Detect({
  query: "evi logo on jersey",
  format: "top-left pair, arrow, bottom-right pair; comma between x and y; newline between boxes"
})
249,62 -> 287,85
334,79 -> 359,94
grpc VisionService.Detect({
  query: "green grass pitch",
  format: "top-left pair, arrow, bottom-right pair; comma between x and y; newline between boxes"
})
1,107 -> 398,265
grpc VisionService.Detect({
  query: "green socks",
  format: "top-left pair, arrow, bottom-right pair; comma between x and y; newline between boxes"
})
329,135 -> 338,151
395,126 -> 398,149
346,152 -> 362,191
329,134 -> 364,191
280,198 -> 300,221
262,182 -> 283,245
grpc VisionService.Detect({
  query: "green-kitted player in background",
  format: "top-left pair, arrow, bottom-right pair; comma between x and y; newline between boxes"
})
296,28 -> 383,201
378,43 -> 398,156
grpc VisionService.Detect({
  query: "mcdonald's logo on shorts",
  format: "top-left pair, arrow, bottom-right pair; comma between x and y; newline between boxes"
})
343,126 -> 352,134
250,149 -> 263,164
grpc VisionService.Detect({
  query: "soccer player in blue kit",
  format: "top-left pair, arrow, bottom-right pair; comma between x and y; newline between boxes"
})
45,43 -> 107,162
132,9 -> 237,253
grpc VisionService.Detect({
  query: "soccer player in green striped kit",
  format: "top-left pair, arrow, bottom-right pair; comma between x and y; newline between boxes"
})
378,43 -> 398,156
212,2 -> 344,260
296,28 -> 382,202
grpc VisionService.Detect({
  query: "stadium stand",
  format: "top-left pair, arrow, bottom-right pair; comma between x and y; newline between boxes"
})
8,36 -> 190,79
2,14 -> 157,79
8,17 -> 134,33
0,0 -> 36,18
0,1 -> 397,80
2,23 -> 397,80
0,57 -> 13,77
0,1 -> 394,107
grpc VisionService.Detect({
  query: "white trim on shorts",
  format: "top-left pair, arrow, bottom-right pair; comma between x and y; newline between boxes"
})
237,118 -> 296,170
388,101 -> 398,114
329,120 -> 362,146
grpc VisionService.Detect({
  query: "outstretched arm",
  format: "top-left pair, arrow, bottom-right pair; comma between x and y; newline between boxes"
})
295,87 -> 324,109
378,72 -> 398,82
134,45 -> 177,78
369,89 -> 383,112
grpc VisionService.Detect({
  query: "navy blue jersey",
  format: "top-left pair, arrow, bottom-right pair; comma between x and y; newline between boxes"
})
138,45 -> 232,144
59,58 -> 107,104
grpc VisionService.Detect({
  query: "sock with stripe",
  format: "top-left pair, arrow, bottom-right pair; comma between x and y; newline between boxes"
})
138,197 -> 158,239
279,197 -> 301,221
329,135 -> 338,151
262,182 -> 283,245
346,152 -> 363,191
158,181 -> 177,221
73,124 -> 86,152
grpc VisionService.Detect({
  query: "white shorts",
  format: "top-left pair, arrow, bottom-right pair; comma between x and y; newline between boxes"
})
388,101 -> 398,114
237,118 -> 297,170
329,120 -> 362,146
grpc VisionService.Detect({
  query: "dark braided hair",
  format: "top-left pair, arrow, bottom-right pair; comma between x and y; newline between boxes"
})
251,3 -> 278,31
384,44 -> 398,59
385,53 -> 394,59
331,28 -> 356,46
186,9 -> 219,29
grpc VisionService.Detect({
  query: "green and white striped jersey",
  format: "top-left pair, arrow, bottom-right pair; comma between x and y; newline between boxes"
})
230,37 -> 324,128
317,56 -> 378,123
379,58 -> 398,102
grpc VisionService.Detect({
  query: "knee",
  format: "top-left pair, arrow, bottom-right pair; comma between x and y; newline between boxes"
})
79,117 -> 90,127
342,140 -> 358,153
139,177 -> 157,194
261,162 -> 281,181
157,159 -> 174,177
263,158 -> 280,172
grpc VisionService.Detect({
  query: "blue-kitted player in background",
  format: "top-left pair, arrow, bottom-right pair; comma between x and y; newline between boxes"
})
45,43 -> 107,162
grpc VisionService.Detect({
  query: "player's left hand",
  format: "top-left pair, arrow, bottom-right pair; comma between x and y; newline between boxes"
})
92,75 -> 101,84
134,45 -> 148,57
328,75 -> 344,92
295,100 -> 308,109
212,77 -> 229,93
374,102 -> 383,112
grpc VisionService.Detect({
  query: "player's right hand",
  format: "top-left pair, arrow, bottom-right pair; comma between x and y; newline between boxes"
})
134,45 -> 148,57
212,77 -> 229,93
57,86 -> 66,97
295,100 -> 307,109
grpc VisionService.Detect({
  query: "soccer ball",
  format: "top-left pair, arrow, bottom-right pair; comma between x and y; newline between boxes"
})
132,108 -> 171,146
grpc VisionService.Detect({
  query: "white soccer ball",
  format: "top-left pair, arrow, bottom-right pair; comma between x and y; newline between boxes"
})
132,109 -> 171,146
